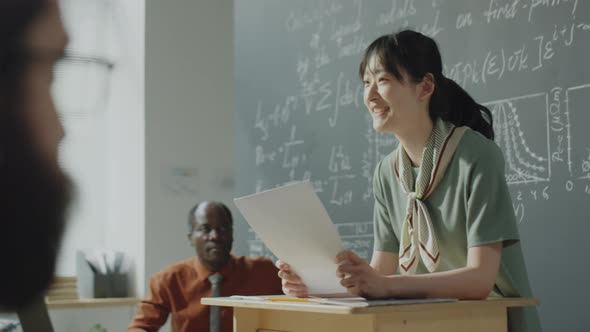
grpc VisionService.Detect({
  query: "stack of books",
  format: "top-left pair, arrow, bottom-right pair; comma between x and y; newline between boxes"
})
45,276 -> 79,302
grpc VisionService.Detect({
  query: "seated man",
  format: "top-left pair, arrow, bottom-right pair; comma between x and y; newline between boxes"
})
128,201 -> 282,332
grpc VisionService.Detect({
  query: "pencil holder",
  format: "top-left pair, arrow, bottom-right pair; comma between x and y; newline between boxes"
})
76,251 -> 128,298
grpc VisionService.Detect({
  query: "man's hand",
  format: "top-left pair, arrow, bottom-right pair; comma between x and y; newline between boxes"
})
275,260 -> 308,297
336,250 -> 392,299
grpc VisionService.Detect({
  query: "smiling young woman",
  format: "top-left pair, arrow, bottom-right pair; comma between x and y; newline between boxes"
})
276,30 -> 541,332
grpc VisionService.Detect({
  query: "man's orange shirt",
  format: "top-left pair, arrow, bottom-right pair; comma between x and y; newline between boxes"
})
128,255 -> 282,332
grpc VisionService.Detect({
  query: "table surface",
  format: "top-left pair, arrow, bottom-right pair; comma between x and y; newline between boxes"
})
201,297 -> 538,315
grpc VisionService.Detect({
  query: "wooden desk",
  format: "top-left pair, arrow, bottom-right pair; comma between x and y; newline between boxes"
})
202,297 -> 538,332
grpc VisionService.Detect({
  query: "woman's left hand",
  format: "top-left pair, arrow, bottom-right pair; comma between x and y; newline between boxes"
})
336,250 -> 392,299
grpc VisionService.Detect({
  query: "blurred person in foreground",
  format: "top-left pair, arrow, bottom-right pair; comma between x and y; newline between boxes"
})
0,0 -> 72,310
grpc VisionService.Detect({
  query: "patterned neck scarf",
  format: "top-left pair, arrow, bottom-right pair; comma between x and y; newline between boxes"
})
394,119 -> 467,274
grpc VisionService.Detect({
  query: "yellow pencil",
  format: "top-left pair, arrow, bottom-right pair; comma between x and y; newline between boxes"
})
265,297 -> 311,302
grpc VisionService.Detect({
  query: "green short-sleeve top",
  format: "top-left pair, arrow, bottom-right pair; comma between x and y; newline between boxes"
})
372,128 -> 541,332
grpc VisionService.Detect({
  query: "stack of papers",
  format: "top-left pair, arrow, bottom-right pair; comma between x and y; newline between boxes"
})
229,295 -> 457,308
230,295 -> 368,307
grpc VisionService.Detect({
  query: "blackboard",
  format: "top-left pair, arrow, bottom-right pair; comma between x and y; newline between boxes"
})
233,1 -> 590,331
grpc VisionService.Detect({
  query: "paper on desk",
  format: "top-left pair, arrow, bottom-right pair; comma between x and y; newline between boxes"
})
227,295 -> 457,308
234,181 -> 347,296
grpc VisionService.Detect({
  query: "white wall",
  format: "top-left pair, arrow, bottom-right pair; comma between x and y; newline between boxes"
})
55,0 -> 112,278
144,0 -> 235,284
51,2 -> 234,327
1,305 -> 137,332
105,0 -> 146,298
50,306 -> 137,332
54,0 -> 145,298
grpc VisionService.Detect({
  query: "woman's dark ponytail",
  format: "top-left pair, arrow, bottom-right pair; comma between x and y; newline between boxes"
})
432,76 -> 494,140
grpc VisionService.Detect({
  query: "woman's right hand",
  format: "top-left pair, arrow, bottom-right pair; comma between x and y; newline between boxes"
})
275,260 -> 308,297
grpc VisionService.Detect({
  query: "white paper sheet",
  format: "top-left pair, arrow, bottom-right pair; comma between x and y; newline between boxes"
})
228,295 -> 457,308
234,181 -> 347,295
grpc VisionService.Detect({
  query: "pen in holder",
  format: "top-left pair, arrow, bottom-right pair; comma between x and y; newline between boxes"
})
76,250 -> 128,298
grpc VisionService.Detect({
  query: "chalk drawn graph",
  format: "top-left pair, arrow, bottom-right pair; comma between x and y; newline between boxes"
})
566,84 -> 590,181
484,82 -> 590,186
485,92 -> 551,185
